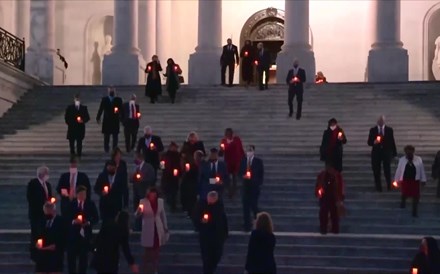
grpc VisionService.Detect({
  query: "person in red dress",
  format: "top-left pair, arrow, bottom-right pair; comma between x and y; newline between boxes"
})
219,128 -> 245,198
394,145 -> 427,217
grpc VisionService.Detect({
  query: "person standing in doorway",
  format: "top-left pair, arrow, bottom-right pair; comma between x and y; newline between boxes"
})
286,59 -> 306,119
145,55 -> 163,104
256,42 -> 271,90
65,94 -> 90,158
96,87 -> 123,153
240,40 -> 255,87
220,38 -> 239,87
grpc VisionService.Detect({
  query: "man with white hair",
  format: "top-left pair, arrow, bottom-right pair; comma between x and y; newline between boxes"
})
368,115 -> 397,192
286,59 -> 306,120
122,94 -> 140,153
136,126 -> 164,177
27,166 -> 53,243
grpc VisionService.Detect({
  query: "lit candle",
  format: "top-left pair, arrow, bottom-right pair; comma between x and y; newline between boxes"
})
244,51 -> 249,57
392,181 -> 398,188
254,60 -> 258,66
412,268 -> 418,274
77,214 -> 83,223
76,116 -> 82,122
215,176 -> 220,183
173,169 -> 178,176
293,76 -> 299,82
149,143 -> 155,150
376,136 -> 381,142
160,160 -> 165,169
137,112 -> 141,118
220,143 -> 225,150
246,171 -> 251,178
50,197 -> 56,204
114,107 -> 119,113
318,188 -> 324,197
185,163 -> 190,172
338,132 -> 343,138
37,239 -> 43,248
316,79 -> 324,84
138,204 -> 144,212
147,65 -> 151,72
135,173 -> 141,180
103,186 -> 109,194
174,65 -> 178,71
203,213 -> 209,221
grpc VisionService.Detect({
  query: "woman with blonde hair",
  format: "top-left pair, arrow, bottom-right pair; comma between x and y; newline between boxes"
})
180,131 -> 206,161
245,212 -> 276,274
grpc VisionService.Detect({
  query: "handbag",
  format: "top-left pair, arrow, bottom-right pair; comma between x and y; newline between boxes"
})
178,76 -> 184,83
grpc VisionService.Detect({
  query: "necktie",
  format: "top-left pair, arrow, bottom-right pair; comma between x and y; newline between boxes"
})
46,219 -> 52,228
247,157 -> 252,169
131,104 -> 136,119
211,163 -> 216,176
69,174 -> 75,200
79,201 -> 83,211
42,182 -> 48,199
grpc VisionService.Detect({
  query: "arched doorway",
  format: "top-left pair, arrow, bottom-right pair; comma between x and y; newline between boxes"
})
239,7 -> 313,84
83,15 -> 114,85
423,3 -> 440,80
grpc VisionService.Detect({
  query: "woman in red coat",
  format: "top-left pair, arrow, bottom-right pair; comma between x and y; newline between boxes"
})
219,128 -> 244,198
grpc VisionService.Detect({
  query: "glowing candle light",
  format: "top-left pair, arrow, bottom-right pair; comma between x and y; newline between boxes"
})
203,213 -> 209,221
137,112 -> 141,118
338,132 -> 343,138
376,136 -> 381,142
174,65 -> 178,71
185,163 -> 190,172
246,171 -> 251,178
114,107 -> 119,113
147,65 -> 152,72
392,181 -> 398,188
293,76 -> 299,82
150,143 -> 155,150
50,197 -> 56,204
412,268 -> 418,274
318,188 -> 324,197
138,204 -> 144,212
76,116 -> 82,122
135,173 -> 141,180
254,60 -> 258,66
244,51 -> 249,57
77,214 -> 83,223
37,239 -> 43,248
173,169 -> 178,176
215,176 -> 220,183
103,186 -> 109,194
220,143 -> 225,150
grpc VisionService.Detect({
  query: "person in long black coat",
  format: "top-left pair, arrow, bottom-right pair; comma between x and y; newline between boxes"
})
245,212 -> 276,274
91,211 -> 138,274
65,94 -> 90,157
161,142 -> 182,212
240,40 -> 255,87
320,118 -> 347,172
136,126 -> 164,178
121,94 -> 140,153
256,42 -> 271,90
164,58 -> 182,104
145,55 -> 163,104
286,59 -> 306,119
96,87 -> 123,153
410,237 -> 440,274
181,150 -> 204,217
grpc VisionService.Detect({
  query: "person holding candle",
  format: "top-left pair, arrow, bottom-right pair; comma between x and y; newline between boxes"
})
161,142 -> 181,212
320,118 -> 347,172
194,191 -> 228,274
315,71 -> 327,84
239,145 -> 264,232
315,162 -> 345,234
219,128 -> 245,199
431,151 -> 440,198
163,58 -> 182,104
410,237 -> 440,274
368,115 -> 397,192
34,202 -> 66,274
136,187 -> 169,274
145,55 -> 163,104
286,59 -> 306,119
181,150 -> 205,218
256,42 -> 271,90
137,126 -> 164,179
96,87 -> 123,153
220,38 -> 239,87
56,156 -> 91,217
245,212 -> 276,274
131,152 -> 156,230
394,145 -> 427,217
91,211 -> 139,274
121,94 -> 140,153
198,148 -> 229,203
240,40 -> 255,87
64,94 -> 90,157
67,185 -> 99,274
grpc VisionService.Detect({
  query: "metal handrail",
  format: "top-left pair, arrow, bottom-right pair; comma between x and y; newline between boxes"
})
0,27 -> 25,71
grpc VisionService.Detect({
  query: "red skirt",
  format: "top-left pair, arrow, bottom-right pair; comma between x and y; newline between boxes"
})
401,179 -> 420,198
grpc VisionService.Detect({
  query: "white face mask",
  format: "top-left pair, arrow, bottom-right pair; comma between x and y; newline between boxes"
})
74,100 -> 80,107
330,125 -> 337,131
246,151 -> 254,158
130,99 -> 135,104
70,167 -> 78,174
43,175 -> 49,182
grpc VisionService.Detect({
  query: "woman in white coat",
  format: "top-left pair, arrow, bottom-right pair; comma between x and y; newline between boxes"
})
135,186 -> 169,274
394,145 -> 427,217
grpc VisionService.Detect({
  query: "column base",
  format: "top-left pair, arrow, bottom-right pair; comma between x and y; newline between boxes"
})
276,46 -> 316,84
367,47 -> 408,82
188,50 -> 221,85
25,50 -> 65,85
102,52 -> 144,85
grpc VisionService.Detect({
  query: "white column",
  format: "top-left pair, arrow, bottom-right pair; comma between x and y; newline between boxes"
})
15,0 -> 30,43
156,0 -> 171,63
276,0 -> 315,83
139,0 -> 156,61
26,0 -> 59,84
103,0 -> 143,85
188,0 -> 222,85
367,0 -> 408,82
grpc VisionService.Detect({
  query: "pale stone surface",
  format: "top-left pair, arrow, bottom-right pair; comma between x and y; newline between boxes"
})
139,0 -> 156,63
156,0 -> 171,64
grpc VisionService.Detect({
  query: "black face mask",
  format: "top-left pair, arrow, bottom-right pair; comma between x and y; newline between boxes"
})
108,170 -> 116,175
109,92 -> 115,97
407,155 -> 414,161
145,134 -> 151,139
293,65 -> 298,68
45,214 -> 53,220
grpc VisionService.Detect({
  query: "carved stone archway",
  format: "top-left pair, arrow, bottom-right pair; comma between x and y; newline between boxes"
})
423,3 -> 440,80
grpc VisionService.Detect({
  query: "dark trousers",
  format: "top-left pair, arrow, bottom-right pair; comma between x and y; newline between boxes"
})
29,218 -> 41,261
242,185 -> 260,230
437,179 -> 440,198
103,133 -> 118,153
325,157 -> 343,173
228,175 -> 238,198
400,196 -> 419,217
168,88 -> 177,103
200,241 -> 223,274
69,138 -> 83,156
67,238 -> 88,274
164,182 -> 179,212
221,63 -> 235,85
319,198 -> 339,234
258,68 -> 269,89
124,125 -> 138,152
288,89 -> 303,119
372,153 -> 392,191
180,181 -> 197,215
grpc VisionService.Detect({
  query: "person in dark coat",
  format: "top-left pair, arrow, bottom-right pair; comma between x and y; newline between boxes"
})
181,150 -> 204,217
34,202 -> 66,274
181,131 -> 206,162
64,94 -> 90,157
238,145 -> 264,232
240,40 -> 255,87
67,186 -> 99,274
121,94 -> 140,153
91,211 -> 139,274
145,55 -> 163,104
164,58 -> 182,104
198,148 -> 230,203
320,118 -> 347,172
430,151 -> 440,198
245,212 -> 276,274
96,87 -> 123,153
286,59 -> 306,119
194,191 -> 228,274
367,115 -> 397,192
220,38 -> 239,87
256,42 -> 271,90
410,237 -> 440,274
137,126 -> 164,179
161,142 -> 181,212
56,156 -> 91,217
